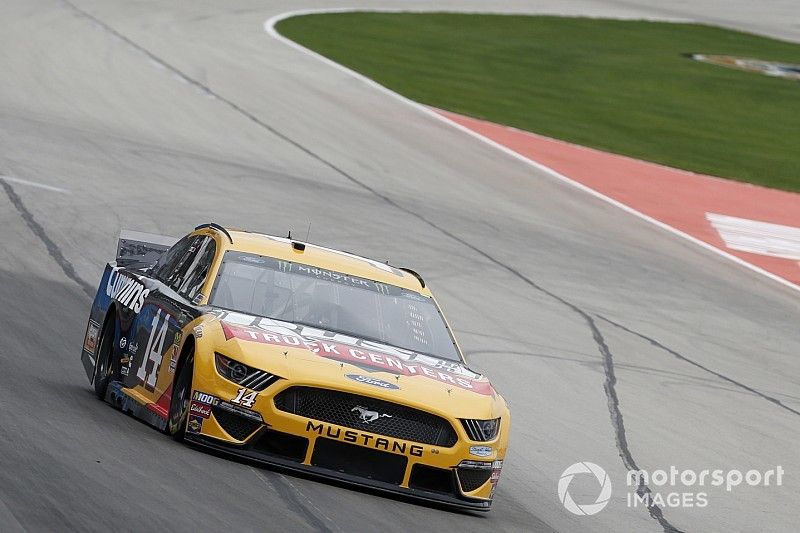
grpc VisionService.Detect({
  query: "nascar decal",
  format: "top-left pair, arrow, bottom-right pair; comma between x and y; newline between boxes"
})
218,316 -> 494,396
168,331 -> 182,374
106,268 -> 149,313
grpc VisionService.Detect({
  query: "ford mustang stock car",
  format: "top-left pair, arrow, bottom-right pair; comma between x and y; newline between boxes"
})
81,224 -> 510,510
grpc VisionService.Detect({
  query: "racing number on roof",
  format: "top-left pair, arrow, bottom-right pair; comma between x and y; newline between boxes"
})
137,309 -> 169,390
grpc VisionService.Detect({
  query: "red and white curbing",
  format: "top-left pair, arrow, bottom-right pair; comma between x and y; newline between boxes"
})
437,109 -> 800,290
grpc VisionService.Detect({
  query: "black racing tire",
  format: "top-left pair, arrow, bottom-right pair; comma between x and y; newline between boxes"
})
93,316 -> 118,400
167,352 -> 194,441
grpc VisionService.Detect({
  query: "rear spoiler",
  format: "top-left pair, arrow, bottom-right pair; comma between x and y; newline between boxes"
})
116,230 -> 177,268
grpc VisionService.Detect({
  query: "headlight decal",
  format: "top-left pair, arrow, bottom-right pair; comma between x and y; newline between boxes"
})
460,418 -> 500,441
214,352 -> 282,391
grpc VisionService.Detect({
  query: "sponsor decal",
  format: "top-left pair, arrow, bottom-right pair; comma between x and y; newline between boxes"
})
346,374 -> 400,390
189,401 -> 211,418
238,255 -> 267,264
106,269 -> 150,314
168,332 -> 182,374
119,353 -> 134,376
83,320 -> 100,354
187,415 -> 203,434
193,325 -> 204,339
192,391 -> 219,406
689,54 -> 800,81
219,319 -> 494,396
168,349 -> 179,374
306,420 -> 423,457
490,459 -> 504,496
470,445 -> 493,457
127,341 -> 138,354
119,337 -> 127,349
351,405 -> 392,424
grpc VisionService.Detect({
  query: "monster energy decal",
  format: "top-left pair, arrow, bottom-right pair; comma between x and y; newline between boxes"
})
224,252 -> 420,298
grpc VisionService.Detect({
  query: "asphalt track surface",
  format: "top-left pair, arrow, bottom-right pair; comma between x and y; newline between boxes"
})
1,1 -> 799,532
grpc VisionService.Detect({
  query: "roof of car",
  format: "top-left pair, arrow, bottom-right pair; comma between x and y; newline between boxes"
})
197,228 -> 429,294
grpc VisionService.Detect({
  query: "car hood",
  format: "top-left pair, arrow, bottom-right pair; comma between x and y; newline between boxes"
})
199,310 -> 505,419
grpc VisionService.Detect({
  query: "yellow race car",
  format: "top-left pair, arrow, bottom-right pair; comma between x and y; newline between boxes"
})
81,224 -> 510,510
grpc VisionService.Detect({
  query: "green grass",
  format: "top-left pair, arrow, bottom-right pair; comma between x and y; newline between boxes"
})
277,13 -> 800,191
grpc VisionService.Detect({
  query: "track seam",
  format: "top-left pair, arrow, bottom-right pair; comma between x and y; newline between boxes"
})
60,0 -> 377,198
251,468 -> 336,532
0,178 -> 94,298
598,315 -> 800,417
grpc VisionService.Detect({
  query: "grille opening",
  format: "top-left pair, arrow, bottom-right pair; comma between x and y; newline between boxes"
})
311,438 -> 407,485
274,387 -> 457,447
212,406 -> 262,441
457,466 -> 493,492
409,464 -> 455,494
250,428 -> 308,462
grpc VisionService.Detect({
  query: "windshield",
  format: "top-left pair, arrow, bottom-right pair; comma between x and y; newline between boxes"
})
209,252 -> 461,361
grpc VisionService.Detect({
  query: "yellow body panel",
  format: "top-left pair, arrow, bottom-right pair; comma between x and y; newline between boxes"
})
189,316 -> 510,500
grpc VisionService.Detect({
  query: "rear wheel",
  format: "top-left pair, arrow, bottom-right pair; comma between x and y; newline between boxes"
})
167,352 -> 193,441
93,316 -> 117,400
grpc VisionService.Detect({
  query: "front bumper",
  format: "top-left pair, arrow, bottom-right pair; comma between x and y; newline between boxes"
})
188,352 -> 505,511
185,430 -> 492,511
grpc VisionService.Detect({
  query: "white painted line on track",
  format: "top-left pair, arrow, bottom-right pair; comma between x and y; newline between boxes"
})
265,9 -> 800,296
707,213 -> 800,261
0,175 -> 70,194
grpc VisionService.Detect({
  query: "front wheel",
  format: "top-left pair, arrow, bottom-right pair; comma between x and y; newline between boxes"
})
167,353 -> 193,441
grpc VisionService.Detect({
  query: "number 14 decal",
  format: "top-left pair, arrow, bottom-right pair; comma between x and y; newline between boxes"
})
231,388 -> 258,408
137,309 -> 170,390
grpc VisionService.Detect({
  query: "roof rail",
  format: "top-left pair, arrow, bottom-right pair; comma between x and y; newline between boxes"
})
195,223 -> 233,244
399,267 -> 426,288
